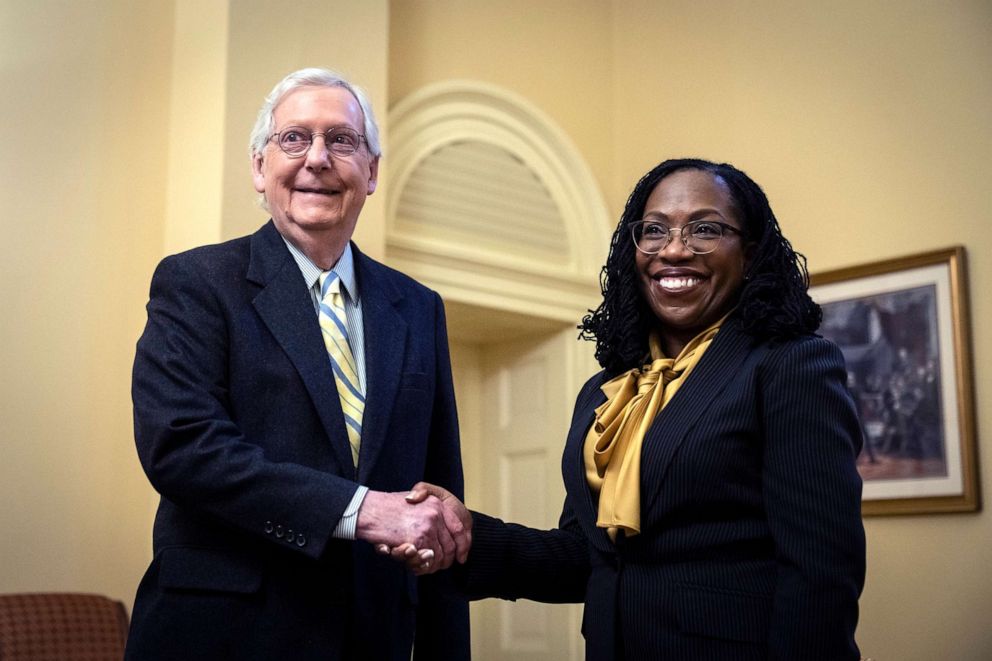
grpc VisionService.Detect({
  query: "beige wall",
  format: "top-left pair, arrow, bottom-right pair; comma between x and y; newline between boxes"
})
0,0 -> 174,602
2,1 -> 990,658
389,0 -> 618,211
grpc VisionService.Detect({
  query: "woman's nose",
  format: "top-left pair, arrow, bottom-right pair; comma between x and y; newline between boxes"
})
659,228 -> 692,259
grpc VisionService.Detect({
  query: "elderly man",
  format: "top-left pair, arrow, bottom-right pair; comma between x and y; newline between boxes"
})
126,68 -> 470,660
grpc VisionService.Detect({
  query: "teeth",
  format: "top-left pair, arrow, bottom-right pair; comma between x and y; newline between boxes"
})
658,276 -> 700,289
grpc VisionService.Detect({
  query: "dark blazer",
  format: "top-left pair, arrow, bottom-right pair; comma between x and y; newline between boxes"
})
465,320 -> 866,661
127,221 -> 469,661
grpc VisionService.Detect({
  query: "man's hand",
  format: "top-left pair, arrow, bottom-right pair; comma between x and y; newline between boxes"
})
374,482 -> 472,575
356,490 -> 464,570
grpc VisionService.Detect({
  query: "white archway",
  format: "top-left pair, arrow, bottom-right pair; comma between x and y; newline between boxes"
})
386,81 -> 611,322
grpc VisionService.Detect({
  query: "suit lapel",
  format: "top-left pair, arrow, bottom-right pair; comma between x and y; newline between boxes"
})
353,249 -> 408,482
639,320 -> 754,516
561,376 -> 616,554
248,222 -> 356,476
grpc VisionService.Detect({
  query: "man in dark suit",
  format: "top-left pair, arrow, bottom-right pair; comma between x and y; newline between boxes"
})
126,68 -> 470,660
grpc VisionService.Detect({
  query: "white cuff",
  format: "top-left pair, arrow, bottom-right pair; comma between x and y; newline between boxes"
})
331,485 -> 369,540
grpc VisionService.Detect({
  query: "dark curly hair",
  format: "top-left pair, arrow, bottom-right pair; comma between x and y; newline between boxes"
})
580,158 -> 821,375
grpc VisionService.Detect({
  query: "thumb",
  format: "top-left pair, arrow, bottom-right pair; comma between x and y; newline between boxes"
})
405,487 -> 429,503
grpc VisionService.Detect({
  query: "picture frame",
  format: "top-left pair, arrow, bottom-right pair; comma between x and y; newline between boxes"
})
810,246 -> 980,515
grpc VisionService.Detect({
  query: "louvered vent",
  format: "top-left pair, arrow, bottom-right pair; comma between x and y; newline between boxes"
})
394,140 -> 569,265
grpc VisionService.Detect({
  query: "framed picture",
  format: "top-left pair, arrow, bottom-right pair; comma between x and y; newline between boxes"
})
810,247 -> 979,515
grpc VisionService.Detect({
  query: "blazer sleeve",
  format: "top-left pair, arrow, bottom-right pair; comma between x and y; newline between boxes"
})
412,292 -> 471,661
452,372 -> 599,606
460,500 -> 591,605
132,254 -> 358,560
761,336 -> 866,660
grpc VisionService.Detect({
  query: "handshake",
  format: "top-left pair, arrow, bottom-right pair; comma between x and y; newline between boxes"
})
356,482 -> 471,575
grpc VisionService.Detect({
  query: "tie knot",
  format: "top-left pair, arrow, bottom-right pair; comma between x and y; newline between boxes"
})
319,270 -> 342,301
636,359 -> 679,394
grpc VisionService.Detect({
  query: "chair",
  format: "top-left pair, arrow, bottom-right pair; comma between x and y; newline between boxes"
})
0,592 -> 129,660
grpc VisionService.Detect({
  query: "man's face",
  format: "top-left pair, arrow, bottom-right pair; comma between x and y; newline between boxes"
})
252,86 -> 378,251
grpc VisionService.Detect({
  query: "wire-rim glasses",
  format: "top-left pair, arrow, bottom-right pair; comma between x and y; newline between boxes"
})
629,219 -> 745,255
269,126 -> 367,158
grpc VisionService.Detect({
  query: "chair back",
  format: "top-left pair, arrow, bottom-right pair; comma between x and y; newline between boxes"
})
0,592 -> 129,660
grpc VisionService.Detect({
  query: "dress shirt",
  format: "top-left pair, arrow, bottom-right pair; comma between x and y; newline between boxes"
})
283,237 -> 368,539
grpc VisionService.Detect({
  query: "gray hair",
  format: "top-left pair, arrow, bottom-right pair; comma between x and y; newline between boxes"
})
248,67 -> 382,159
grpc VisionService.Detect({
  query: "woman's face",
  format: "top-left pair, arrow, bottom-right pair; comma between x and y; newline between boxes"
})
634,169 -> 750,356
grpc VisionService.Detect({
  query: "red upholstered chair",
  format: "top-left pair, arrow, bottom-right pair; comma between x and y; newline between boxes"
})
0,593 -> 129,660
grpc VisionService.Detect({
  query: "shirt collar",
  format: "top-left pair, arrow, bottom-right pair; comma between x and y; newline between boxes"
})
282,237 -> 359,303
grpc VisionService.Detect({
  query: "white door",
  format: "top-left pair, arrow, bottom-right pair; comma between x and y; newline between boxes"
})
451,326 -> 587,661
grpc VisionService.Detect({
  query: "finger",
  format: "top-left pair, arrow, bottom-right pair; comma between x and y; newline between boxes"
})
456,530 -> 472,564
409,481 -> 448,501
438,502 -> 469,561
405,489 -> 427,504
375,544 -> 390,556
435,518 -> 457,569
388,543 -> 418,562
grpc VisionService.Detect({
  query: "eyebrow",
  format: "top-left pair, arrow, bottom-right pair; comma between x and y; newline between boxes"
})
641,208 -> 729,221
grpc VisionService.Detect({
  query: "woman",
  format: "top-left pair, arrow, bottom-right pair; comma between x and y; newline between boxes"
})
396,158 -> 866,660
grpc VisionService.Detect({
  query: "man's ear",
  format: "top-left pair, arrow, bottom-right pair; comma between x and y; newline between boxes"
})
366,157 -> 379,195
252,153 -> 266,194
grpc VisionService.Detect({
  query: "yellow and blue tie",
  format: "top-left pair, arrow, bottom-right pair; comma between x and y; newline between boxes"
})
318,271 -> 364,467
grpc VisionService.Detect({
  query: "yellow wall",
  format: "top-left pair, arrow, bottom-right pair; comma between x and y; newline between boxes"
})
0,0 -> 174,602
389,0 -> 618,211
2,1 -> 990,658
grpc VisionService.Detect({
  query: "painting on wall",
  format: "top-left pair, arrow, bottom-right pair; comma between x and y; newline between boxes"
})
810,247 -> 979,515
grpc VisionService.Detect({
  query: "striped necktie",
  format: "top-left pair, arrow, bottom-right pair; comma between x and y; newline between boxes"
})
318,271 -> 364,467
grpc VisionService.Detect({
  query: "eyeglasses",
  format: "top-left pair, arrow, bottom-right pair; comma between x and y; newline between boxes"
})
629,219 -> 745,255
268,126 -> 367,158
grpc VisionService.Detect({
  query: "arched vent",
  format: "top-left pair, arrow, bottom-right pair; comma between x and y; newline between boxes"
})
393,140 -> 569,264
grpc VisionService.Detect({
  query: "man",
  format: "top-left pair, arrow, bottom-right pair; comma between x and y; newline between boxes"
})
127,68 -> 470,660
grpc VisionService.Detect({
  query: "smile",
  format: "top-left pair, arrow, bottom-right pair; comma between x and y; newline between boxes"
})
295,187 -> 339,195
656,275 -> 703,292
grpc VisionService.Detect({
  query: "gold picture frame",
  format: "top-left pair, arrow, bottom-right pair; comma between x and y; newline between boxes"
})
811,247 -> 979,516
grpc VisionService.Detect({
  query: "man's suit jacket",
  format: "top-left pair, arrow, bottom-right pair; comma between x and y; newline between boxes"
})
127,221 -> 469,661
465,320 -> 866,661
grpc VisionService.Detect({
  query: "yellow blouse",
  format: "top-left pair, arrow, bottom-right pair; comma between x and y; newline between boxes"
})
583,317 -> 725,540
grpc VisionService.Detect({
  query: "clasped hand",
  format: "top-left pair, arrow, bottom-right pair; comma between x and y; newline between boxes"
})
356,482 -> 471,575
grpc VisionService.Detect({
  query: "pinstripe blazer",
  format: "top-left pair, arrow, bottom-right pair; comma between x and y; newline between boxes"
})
466,319 -> 866,661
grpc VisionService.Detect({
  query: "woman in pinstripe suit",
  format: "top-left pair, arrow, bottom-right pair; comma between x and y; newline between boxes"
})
396,158 -> 866,660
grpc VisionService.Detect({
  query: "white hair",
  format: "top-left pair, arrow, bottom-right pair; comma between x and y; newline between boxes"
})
248,67 -> 382,159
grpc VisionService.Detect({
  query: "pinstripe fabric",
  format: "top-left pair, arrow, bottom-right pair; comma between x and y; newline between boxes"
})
319,271 -> 364,466
464,322 -> 866,661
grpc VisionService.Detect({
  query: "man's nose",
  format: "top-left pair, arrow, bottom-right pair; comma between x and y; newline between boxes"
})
304,135 -> 332,170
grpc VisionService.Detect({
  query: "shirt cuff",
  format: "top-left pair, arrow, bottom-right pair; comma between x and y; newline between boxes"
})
331,485 -> 369,540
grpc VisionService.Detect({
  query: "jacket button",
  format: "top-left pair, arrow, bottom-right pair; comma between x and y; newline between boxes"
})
296,534 -> 307,547
286,529 -> 295,543
275,525 -> 284,538
264,521 -> 273,534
